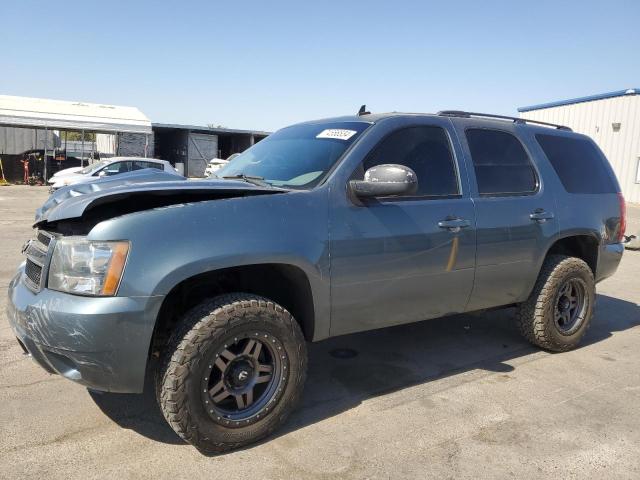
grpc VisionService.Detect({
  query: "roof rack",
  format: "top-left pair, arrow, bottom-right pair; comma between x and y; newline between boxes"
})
436,110 -> 572,131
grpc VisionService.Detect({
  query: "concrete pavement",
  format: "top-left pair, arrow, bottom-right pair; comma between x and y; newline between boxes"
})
1,185 -> 639,479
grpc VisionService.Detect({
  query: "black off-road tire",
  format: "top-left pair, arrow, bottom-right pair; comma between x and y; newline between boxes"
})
516,255 -> 595,352
157,293 -> 307,453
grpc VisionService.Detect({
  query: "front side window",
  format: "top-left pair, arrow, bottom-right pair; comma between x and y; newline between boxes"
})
360,126 -> 459,197
466,129 -> 537,196
132,161 -> 163,171
99,161 -> 131,176
217,121 -> 370,189
81,159 -> 109,175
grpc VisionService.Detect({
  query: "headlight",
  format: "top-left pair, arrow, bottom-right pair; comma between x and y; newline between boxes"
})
48,237 -> 129,296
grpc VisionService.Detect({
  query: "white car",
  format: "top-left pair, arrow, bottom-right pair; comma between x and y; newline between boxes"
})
48,157 -> 178,190
204,158 -> 229,177
50,165 -> 84,177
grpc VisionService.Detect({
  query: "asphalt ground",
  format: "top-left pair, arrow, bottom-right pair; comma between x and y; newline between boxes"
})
1,185 -> 639,479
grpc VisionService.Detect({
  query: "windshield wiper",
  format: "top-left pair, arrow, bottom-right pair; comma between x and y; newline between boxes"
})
221,174 -> 272,188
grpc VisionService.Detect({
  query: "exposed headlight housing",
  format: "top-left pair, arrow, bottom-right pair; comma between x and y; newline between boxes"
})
48,237 -> 129,296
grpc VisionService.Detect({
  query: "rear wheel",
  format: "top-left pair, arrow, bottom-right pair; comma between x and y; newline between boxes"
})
157,293 -> 307,453
516,255 -> 595,352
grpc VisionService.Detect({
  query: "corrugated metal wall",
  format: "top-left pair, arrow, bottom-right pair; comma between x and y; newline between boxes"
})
521,94 -> 640,203
116,132 -> 154,158
0,126 -> 59,155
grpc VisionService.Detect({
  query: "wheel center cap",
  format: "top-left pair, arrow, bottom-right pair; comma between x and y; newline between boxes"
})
227,360 -> 254,388
559,296 -> 571,312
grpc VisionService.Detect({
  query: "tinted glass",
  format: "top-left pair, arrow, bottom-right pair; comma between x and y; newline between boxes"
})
103,161 -> 132,175
217,121 -> 370,189
535,134 -> 617,194
81,159 -> 108,174
132,161 -> 163,171
466,129 -> 537,195
362,126 -> 459,196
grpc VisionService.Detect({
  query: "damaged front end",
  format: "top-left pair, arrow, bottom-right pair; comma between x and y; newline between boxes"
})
7,178 -> 286,392
7,259 -> 164,392
36,178 -> 285,235
7,223 -> 162,392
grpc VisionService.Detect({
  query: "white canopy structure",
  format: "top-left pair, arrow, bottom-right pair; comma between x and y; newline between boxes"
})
0,95 -> 152,134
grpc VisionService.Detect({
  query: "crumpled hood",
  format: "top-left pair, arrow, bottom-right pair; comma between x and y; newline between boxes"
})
35,174 -> 283,226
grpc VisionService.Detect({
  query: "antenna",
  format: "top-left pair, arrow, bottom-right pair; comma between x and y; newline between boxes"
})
357,105 -> 370,116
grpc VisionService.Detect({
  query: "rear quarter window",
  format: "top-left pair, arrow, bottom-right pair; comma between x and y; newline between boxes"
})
535,134 -> 617,194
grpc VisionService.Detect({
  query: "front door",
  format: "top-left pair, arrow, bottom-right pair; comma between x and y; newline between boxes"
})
329,119 -> 476,336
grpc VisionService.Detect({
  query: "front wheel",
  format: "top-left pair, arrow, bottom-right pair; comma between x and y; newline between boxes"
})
516,255 -> 595,352
157,293 -> 307,453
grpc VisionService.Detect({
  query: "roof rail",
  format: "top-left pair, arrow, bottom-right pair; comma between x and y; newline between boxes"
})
437,110 -> 572,131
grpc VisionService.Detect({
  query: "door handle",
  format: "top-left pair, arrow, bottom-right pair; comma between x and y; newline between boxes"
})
438,217 -> 471,232
530,209 -> 555,223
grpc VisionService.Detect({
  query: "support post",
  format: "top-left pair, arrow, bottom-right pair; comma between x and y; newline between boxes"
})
80,129 -> 85,167
43,127 -> 48,182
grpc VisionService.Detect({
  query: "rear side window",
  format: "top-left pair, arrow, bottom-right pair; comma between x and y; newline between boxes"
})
466,129 -> 538,196
535,134 -> 617,194
362,126 -> 459,197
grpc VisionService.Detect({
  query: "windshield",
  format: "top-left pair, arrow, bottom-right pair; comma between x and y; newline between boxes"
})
79,159 -> 109,175
216,121 -> 371,188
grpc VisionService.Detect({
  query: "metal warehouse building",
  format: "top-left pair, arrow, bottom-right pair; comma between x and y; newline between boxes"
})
519,88 -> 640,203
153,123 -> 268,177
0,95 -> 153,183
0,95 -> 269,183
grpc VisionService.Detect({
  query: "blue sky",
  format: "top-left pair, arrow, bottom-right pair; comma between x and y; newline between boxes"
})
2,0 -> 639,132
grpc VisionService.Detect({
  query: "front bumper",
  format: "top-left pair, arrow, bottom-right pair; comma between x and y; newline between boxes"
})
6,265 -> 164,393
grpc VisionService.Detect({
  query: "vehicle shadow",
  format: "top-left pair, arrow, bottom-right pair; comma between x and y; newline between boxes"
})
89,293 -> 640,449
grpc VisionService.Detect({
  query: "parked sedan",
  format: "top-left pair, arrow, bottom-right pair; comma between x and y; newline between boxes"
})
204,158 -> 229,178
48,157 -> 178,190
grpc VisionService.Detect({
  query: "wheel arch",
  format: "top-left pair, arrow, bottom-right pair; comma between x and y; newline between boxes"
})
544,232 -> 600,275
149,263 -> 317,360
521,231 -> 601,302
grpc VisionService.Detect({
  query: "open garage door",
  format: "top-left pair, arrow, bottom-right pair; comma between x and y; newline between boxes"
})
187,133 -> 218,177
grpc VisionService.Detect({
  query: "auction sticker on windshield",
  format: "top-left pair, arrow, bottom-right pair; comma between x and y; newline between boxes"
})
316,129 -> 358,140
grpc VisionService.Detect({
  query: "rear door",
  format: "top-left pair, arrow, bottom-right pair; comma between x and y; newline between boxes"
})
329,117 -> 477,336
453,121 -> 559,310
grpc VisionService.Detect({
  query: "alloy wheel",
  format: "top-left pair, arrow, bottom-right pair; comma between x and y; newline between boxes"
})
200,332 -> 288,427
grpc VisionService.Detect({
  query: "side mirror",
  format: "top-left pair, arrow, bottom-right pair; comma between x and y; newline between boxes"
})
349,164 -> 418,198
98,171 -> 107,178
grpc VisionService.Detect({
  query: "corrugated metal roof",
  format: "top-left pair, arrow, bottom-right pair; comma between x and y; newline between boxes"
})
0,95 -> 152,134
152,122 -> 270,136
518,88 -> 639,113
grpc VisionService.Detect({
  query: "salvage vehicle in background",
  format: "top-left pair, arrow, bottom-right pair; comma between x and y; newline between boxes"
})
47,156 -> 178,190
7,109 -> 626,453
204,158 -> 229,177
